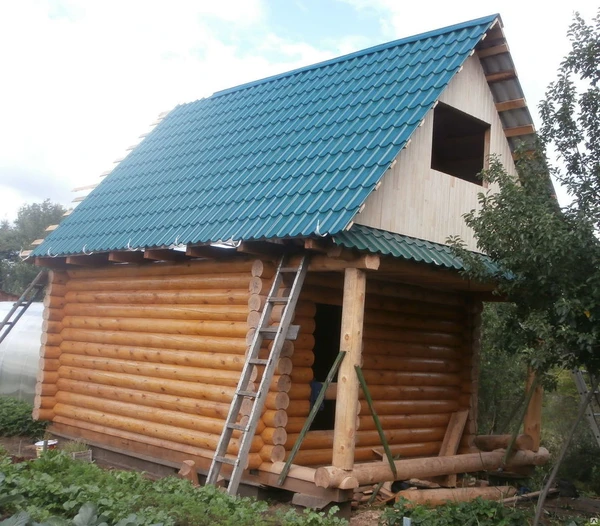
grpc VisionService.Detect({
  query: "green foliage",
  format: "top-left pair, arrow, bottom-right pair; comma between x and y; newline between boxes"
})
0,451 -> 346,526
478,304 -> 527,434
380,497 -> 529,526
0,199 -> 65,295
0,398 -> 48,438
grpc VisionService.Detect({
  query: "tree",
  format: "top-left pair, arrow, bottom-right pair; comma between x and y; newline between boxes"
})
449,10 -> 600,523
0,200 -> 65,295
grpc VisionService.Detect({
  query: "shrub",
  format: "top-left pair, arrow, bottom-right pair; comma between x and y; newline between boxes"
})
0,397 -> 48,438
380,497 -> 530,526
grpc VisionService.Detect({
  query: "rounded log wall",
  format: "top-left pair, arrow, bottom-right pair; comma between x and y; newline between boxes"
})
283,272 -> 479,467
36,259 -> 279,469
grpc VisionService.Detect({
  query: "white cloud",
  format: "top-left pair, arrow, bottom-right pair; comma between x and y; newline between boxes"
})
0,0 -> 341,220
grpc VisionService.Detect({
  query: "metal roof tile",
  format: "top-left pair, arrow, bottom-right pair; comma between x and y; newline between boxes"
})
34,15 -> 497,257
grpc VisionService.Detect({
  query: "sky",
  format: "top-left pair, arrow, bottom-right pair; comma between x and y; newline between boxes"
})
0,0 -> 597,223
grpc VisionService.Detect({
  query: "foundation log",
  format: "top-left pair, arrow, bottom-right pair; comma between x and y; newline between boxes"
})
397,486 -> 516,506
474,434 -> 534,452
315,448 -> 551,487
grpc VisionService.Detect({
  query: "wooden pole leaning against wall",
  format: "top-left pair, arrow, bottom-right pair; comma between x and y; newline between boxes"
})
332,268 -> 367,471
34,270 -> 67,421
523,369 -> 543,451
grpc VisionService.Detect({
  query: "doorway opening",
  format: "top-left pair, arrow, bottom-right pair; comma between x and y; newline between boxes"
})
310,303 -> 342,431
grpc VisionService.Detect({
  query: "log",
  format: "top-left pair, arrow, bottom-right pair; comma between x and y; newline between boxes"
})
333,268 -> 366,470
365,299 -> 465,321
40,346 -> 61,359
260,462 -> 316,483
287,428 -> 446,449
292,442 -> 443,467
66,273 -> 252,292
178,460 -> 199,486
53,403 -> 262,453
359,399 -> 460,415
366,280 -> 465,307
54,415 -> 263,469
56,378 -> 231,419
62,316 -> 248,338
261,427 -> 287,446
363,327 -> 462,347
362,341 -> 461,360
357,413 -> 451,431
474,434 -> 534,452
60,328 -> 247,354
44,295 -> 66,309
41,320 -> 62,334
362,355 -> 460,373
286,401 -> 310,417
55,391 -> 234,437
263,410 -> 288,428
359,371 -> 461,387
58,354 -> 247,387
260,445 -> 286,462
41,333 -> 62,346
363,314 -> 463,334
36,369 -> 58,384
67,259 -> 257,279
39,358 -> 60,372
64,289 -> 250,306
397,486 -> 516,506
46,283 -> 67,297
35,383 -> 58,396
59,367 -> 237,404
64,303 -> 250,322
32,408 -> 54,421
33,395 -> 56,409
60,341 -> 247,372
315,448 -> 551,487
42,308 -> 63,321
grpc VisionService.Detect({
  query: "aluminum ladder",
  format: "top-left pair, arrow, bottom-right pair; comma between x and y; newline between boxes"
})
0,270 -> 48,346
206,254 -> 309,495
572,369 -> 600,448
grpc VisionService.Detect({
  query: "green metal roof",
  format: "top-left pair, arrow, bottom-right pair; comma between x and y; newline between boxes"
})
33,15 -> 497,257
333,224 -> 500,273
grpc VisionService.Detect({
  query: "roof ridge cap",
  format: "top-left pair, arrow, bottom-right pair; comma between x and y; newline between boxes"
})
210,14 -> 498,99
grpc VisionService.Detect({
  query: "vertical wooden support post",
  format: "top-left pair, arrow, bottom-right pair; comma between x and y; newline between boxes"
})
332,268 -> 366,471
524,369 -> 543,451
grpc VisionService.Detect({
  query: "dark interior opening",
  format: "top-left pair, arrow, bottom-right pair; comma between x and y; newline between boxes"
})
431,103 -> 490,185
310,303 -> 342,431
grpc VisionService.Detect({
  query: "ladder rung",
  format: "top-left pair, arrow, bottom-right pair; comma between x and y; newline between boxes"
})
227,423 -> 247,432
260,325 -> 300,340
215,455 -> 237,465
238,390 -> 258,398
279,267 -> 299,273
248,358 -> 269,366
268,297 -> 290,304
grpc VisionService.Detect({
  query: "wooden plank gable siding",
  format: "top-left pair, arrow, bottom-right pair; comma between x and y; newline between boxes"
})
283,274 -> 479,467
356,55 -> 518,251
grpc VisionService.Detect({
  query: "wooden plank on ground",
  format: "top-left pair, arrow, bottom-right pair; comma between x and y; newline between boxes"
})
437,410 -> 469,487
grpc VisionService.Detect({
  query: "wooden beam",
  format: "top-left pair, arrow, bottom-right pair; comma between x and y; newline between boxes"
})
477,43 -> 509,59
45,224 -> 59,232
523,370 -> 543,451
306,254 -> 380,272
72,183 -> 98,192
108,251 -> 146,264
504,124 -> 535,138
304,238 -> 332,253
495,98 -> 526,112
186,245 -> 238,259
65,253 -> 110,267
485,70 -> 516,83
144,249 -> 188,262
31,239 -> 45,246
237,241 -> 286,257
377,258 -> 495,292
332,268 -> 366,471
437,410 -> 469,487
35,257 -> 68,269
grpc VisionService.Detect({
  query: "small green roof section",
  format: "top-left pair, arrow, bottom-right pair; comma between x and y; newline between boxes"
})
34,15 -> 497,257
333,224 -> 500,273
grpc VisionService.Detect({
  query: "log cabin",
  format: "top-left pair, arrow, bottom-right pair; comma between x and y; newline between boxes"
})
28,14 -> 548,505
